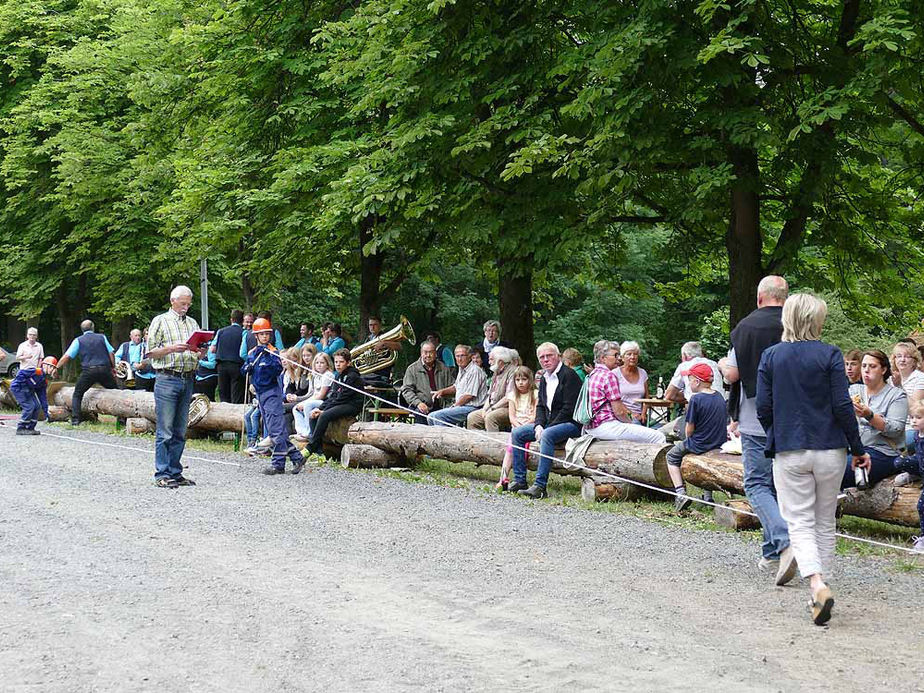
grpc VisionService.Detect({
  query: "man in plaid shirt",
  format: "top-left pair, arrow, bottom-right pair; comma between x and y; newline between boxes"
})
146,285 -> 206,488
584,340 -> 666,445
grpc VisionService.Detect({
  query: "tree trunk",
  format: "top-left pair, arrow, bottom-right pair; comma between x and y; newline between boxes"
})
340,443 -> 408,469
347,422 -> 674,486
580,476 -> 659,503
358,216 -> 384,342
726,145 -> 762,330
714,499 -> 762,531
683,452 -> 921,528
498,257 -> 535,370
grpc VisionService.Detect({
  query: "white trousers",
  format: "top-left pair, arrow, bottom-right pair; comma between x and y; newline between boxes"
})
772,448 -> 845,578
585,420 -> 667,445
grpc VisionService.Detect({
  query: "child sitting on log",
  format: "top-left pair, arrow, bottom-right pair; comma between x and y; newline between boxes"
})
893,400 -> 924,553
496,366 -> 538,491
242,319 -> 306,476
10,356 -> 56,435
665,362 -> 728,512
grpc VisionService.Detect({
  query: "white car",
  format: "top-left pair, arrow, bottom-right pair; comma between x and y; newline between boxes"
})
0,346 -> 20,378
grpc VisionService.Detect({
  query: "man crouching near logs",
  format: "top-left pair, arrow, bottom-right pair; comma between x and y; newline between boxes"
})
242,318 -> 306,476
10,356 -> 58,435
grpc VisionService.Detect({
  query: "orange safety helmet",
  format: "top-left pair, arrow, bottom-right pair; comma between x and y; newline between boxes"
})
42,356 -> 58,368
252,318 -> 273,334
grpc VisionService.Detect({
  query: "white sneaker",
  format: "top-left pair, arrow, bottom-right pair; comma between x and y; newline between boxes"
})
257,436 -> 273,448
893,472 -> 913,487
912,537 -> 924,554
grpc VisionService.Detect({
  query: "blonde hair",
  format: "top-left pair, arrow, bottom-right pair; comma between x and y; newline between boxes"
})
301,343 -> 318,363
512,366 -> 538,406
892,342 -> 921,367
282,347 -> 303,380
909,400 -> 924,418
312,351 -> 333,373
561,348 -> 584,366
781,293 -> 827,342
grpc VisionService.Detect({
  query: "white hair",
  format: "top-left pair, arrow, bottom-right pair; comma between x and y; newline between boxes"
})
620,340 -> 640,356
491,346 -> 513,364
757,275 -> 789,304
483,319 -> 501,335
681,341 -> 703,359
593,339 -> 619,364
26,327 -> 38,336
170,285 -> 193,301
536,342 -> 560,356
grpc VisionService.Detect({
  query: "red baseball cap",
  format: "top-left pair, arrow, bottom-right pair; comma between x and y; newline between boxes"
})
681,362 -> 714,382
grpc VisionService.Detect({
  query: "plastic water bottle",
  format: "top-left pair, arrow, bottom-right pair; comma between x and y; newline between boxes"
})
656,377 -> 665,399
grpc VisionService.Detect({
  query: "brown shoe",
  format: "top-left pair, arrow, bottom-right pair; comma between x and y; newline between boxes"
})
811,587 -> 834,626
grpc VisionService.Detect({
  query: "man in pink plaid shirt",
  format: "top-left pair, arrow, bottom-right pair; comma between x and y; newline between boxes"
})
585,340 -> 666,445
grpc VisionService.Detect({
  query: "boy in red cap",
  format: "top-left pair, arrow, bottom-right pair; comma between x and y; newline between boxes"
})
666,361 -> 728,512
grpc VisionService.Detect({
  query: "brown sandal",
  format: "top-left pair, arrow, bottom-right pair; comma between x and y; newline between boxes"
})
811,587 -> 834,626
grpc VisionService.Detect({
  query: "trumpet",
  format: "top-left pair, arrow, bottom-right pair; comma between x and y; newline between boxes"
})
350,316 -> 416,375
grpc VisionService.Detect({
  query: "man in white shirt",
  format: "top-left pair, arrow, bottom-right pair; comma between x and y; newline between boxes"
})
16,328 -> 45,370
429,345 -> 488,426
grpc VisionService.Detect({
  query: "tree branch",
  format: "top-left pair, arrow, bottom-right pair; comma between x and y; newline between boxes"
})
885,94 -> 924,139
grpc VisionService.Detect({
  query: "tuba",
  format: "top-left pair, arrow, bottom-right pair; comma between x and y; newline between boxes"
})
350,316 -> 416,375
115,361 -> 135,388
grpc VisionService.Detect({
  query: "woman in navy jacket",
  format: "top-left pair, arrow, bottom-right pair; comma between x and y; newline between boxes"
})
756,293 -> 869,626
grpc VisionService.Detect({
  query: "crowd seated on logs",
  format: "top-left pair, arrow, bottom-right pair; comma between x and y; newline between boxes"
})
16,295 -> 924,554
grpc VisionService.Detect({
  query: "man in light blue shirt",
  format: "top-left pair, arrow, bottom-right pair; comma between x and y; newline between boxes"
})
320,322 -> 346,355
114,329 -> 156,391
54,319 -> 117,425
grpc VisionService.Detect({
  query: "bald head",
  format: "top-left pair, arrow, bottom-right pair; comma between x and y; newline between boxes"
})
757,275 -> 788,308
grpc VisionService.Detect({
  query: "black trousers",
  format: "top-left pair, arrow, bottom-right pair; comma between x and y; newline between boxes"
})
194,377 -> 217,401
72,366 -> 118,424
217,361 -> 244,403
132,376 -> 156,392
308,404 -> 361,454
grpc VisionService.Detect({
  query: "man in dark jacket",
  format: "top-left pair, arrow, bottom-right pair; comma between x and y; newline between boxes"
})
212,309 -> 245,403
54,319 -> 117,426
307,348 -> 365,456
507,342 -> 583,498
719,275 -> 794,578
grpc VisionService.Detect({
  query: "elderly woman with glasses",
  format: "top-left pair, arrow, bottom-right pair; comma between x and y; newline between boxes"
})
756,293 -> 869,626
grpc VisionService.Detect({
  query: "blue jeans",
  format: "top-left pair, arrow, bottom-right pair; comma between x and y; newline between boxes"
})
244,405 -> 262,445
840,447 -> 899,489
511,422 -> 582,489
741,433 -> 790,559
429,404 -> 478,427
153,373 -> 194,480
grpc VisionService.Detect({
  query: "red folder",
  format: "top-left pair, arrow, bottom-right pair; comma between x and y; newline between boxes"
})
186,330 -> 215,349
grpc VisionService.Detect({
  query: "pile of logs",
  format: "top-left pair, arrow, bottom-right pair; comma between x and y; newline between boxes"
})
344,422 -> 922,529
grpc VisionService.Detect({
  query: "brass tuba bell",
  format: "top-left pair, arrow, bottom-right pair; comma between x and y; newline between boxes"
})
350,316 -> 416,375
114,360 -> 135,388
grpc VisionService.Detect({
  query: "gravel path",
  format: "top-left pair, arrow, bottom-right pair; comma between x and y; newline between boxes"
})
1,426 -> 921,692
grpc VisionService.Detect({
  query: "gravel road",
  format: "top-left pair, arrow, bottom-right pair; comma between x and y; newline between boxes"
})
1,426 -> 921,692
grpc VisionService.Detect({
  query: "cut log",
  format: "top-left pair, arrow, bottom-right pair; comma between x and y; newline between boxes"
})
841,480 -> 923,527
126,417 -> 156,435
580,476 -> 657,503
681,452 -> 747,493
340,444 -> 408,469
714,499 -> 762,531
683,452 -> 921,528
347,422 -> 674,488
